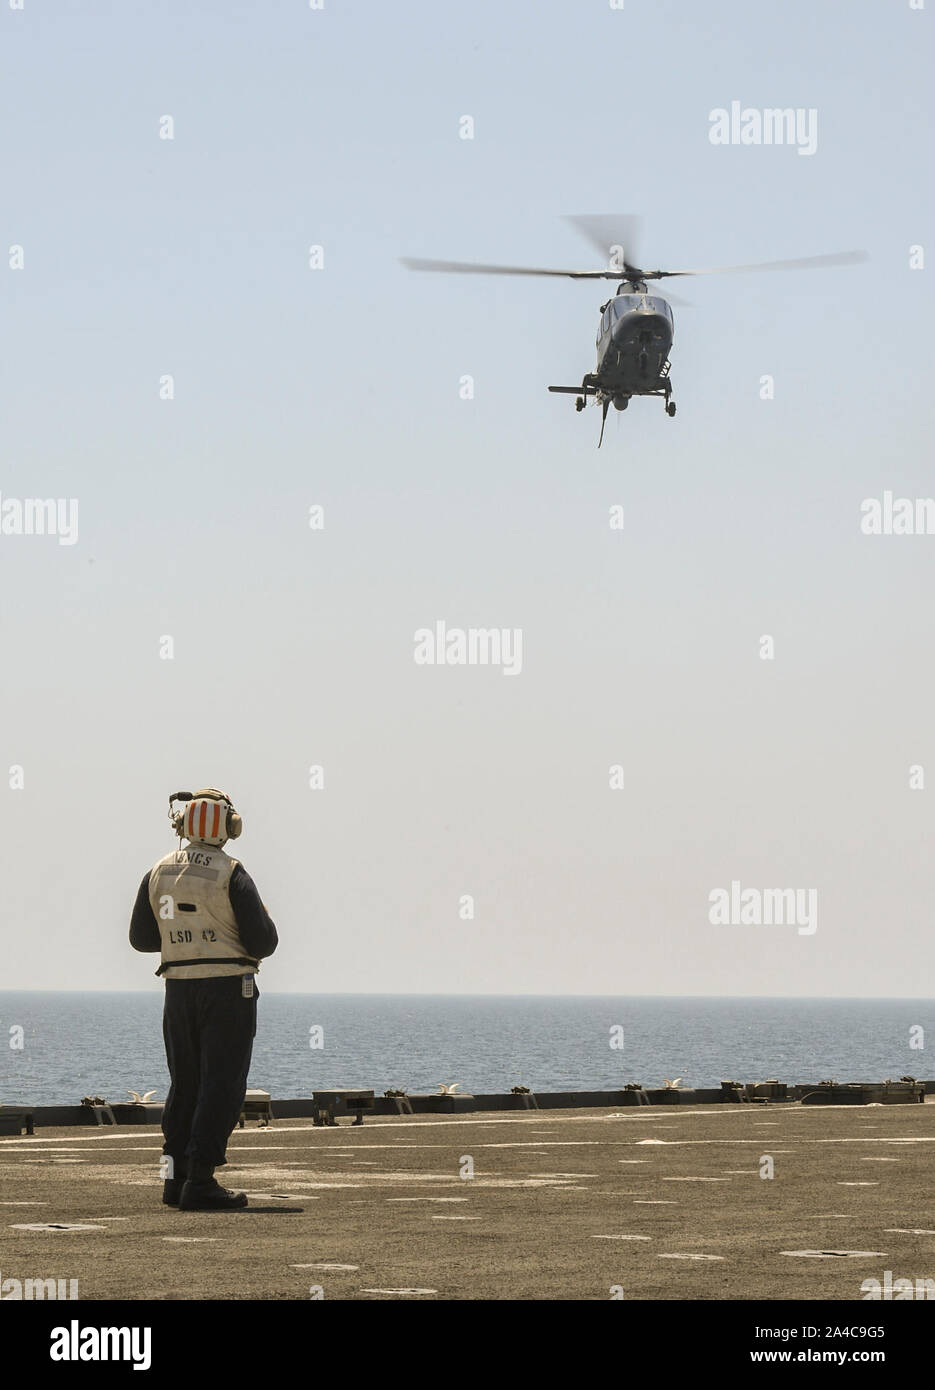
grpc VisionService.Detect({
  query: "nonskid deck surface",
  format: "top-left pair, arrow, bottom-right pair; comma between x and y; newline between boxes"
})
1,1102 -> 933,1301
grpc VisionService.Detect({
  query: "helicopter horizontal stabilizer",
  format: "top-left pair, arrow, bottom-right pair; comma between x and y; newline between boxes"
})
548,384 -> 597,394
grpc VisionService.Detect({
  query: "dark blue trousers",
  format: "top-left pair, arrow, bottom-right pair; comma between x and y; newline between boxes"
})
161,975 -> 258,1171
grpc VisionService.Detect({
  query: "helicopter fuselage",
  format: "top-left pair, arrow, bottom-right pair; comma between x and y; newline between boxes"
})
594,288 -> 674,402
404,217 -> 866,442
547,281 -> 678,435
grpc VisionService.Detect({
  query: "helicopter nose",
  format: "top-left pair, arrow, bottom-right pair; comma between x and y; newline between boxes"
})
615,307 -> 668,335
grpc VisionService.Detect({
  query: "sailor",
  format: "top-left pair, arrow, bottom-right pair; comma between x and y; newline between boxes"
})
129,789 -> 278,1211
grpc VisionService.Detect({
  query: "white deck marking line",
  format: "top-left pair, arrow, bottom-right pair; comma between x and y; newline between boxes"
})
203,1131 -> 935,1153
11,1223 -> 107,1233
780,1250 -> 887,1259
269,1183 -> 361,1189
359,1288 -> 437,1295
481,1141 -> 602,1148
628,1137 -> 933,1147
592,1234 -> 652,1241
252,1113 -> 697,1135
3,1147 -> 88,1153
0,1135 -> 165,1148
17,1123 -> 924,1153
884,1228 -> 935,1235
658,1253 -> 724,1261
1,1147 -> 164,1155
3,1099 -> 932,1150
292,1263 -> 359,1270
811,1137 -> 934,1145
432,1216 -> 481,1221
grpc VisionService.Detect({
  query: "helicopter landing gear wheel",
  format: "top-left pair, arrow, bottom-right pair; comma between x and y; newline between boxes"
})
666,401 -> 676,417
575,396 -> 585,412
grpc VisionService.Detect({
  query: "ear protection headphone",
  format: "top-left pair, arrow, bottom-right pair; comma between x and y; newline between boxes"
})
168,788 -> 242,845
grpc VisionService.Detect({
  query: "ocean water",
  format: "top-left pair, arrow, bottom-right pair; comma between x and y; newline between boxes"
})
0,993 -> 931,1107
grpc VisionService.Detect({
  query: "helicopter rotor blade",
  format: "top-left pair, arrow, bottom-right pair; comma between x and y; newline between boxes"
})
401,239 -> 865,293
654,286 -> 692,307
400,256 -> 618,280
564,215 -> 644,274
652,249 -> 868,278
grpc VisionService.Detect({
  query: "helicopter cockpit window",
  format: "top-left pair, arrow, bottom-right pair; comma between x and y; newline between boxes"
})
613,295 -> 641,317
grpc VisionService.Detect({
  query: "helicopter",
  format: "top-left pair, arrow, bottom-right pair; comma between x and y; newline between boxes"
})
402,216 -> 867,445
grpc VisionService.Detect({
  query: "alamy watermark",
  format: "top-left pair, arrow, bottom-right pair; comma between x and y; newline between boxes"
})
709,881 -> 818,936
861,1270 -> 935,1300
860,491 -> 935,535
1,1271 -> 78,1299
708,102 -> 818,157
0,494 -> 78,545
414,621 -> 523,676
49,1323 -> 151,1369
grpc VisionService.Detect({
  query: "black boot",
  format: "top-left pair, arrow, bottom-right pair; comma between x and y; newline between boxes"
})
179,1162 -> 247,1211
162,1158 -> 187,1206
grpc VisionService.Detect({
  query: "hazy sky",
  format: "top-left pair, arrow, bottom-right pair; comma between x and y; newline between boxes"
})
1,0 -> 933,996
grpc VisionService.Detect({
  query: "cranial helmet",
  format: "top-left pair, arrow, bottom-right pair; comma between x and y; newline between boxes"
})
169,788 -> 242,846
